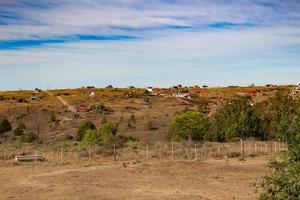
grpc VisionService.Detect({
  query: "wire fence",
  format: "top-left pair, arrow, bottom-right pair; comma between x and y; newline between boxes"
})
0,140 -> 286,165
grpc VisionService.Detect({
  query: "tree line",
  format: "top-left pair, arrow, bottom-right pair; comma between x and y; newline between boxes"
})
168,91 -> 300,142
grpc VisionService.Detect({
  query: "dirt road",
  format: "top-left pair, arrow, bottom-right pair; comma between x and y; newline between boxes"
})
0,158 -> 267,200
45,90 -> 77,113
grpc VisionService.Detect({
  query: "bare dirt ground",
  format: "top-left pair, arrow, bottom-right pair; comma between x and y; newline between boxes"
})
0,158 -> 268,200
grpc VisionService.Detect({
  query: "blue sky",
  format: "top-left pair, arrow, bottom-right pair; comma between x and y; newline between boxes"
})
0,0 -> 299,90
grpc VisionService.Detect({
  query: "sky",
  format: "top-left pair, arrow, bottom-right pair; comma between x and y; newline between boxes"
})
0,0 -> 300,90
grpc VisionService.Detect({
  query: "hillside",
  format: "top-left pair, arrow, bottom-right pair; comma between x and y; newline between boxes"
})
0,85 -> 294,143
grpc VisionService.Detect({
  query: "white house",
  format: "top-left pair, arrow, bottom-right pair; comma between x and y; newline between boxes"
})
89,91 -> 95,96
174,92 -> 190,99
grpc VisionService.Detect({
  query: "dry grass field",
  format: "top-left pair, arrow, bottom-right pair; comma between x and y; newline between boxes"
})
0,157 -> 269,200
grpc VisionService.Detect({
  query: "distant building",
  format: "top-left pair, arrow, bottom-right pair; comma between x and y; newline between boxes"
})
35,88 -> 42,93
31,96 -> 37,101
146,87 -> 153,93
174,92 -> 190,99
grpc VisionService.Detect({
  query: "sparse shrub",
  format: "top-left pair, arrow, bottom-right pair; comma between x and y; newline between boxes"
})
21,132 -> 38,143
13,123 -> 26,136
75,121 -> 96,141
0,118 -> 12,134
0,95 -> 4,101
147,121 -> 158,130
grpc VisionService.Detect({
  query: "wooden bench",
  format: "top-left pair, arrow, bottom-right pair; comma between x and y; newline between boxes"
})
15,155 -> 44,162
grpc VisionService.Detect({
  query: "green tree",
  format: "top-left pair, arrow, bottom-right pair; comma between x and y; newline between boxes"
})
75,121 -> 96,141
259,133 -> 300,199
168,110 -> 207,141
0,118 -> 12,134
208,96 -> 261,142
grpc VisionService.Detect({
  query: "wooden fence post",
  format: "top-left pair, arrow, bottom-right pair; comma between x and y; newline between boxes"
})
171,139 -> 174,162
146,144 -> 149,161
265,142 -> 267,155
88,146 -> 91,161
113,145 -> 116,162
240,139 -> 244,158
194,144 -> 197,161
255,143 -> 257,156
60,148 -> 63,163
274,142 -> 277,154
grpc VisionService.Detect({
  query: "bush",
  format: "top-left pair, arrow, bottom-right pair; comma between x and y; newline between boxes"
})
13,123 -> 26,136
83,129 -> 101,145
258,133 -> 300,199
21,132 -> 38,143
0,118 -> 12,134
100,122 -> 118,136
168,110 -> 207,142
146,121 -> 158,130
75,121 -> 96,141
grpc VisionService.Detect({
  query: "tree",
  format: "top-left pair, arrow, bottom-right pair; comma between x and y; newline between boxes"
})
208,96 -> 261,142
75,121 -> 96,141
0,118 -> 12,134
258,133 -> 300,199
168,110 -> 207,142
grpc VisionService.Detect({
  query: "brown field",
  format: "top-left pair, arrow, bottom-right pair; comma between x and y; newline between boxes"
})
0,158 -> 269,200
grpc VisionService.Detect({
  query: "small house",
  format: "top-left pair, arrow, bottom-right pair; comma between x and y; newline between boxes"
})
31,96 -> 37,101
89,91 -> 95,96
174,92 -> 190,99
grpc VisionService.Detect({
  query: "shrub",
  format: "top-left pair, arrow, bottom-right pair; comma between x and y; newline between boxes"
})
75,121 -> 96,141
21,132 -> 38,143
13,123 -> 26,136
0,118 -> 12,134
258,133 -> 300,199
146,121 -> 158,130
83,129 -> 101,145
100,122 -> 118,136
168,110 -> 207,141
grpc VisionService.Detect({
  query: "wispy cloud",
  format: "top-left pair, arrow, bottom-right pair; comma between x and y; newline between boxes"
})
0,0 -> 299,89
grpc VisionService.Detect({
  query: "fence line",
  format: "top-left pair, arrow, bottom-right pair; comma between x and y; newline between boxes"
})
0,141 -> 286,164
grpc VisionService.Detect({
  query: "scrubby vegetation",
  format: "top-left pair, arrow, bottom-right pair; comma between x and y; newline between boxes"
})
169,91 -> 300,142
258,133 -> 300,199
0,118 -> 12,134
